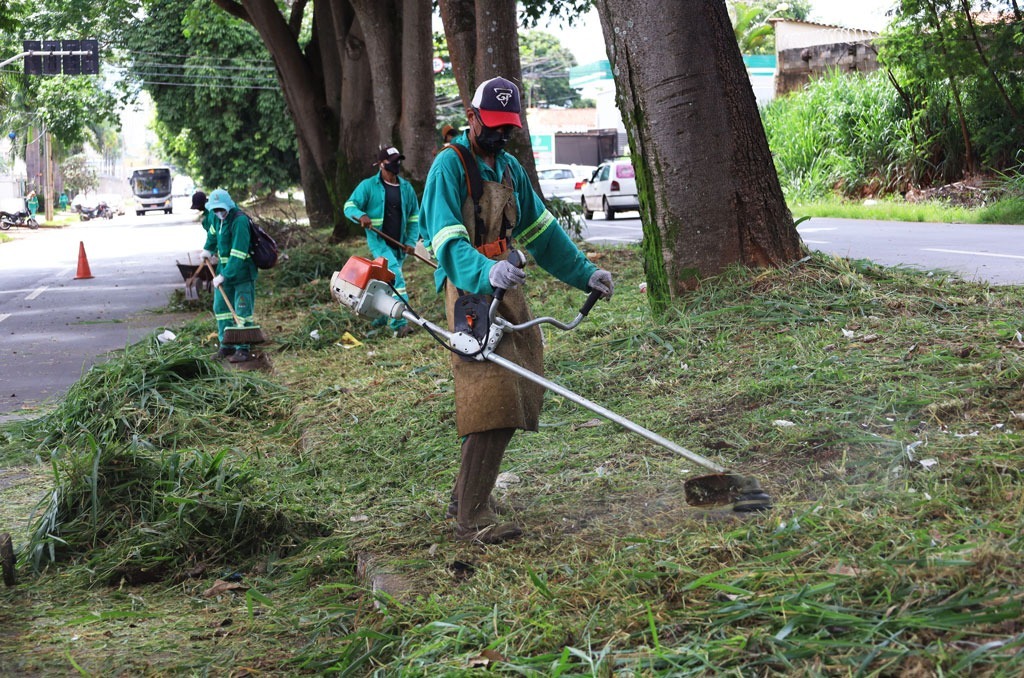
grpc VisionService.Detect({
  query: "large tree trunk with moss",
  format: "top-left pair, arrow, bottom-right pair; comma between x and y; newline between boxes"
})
212,0 -> 435,239
594,0 -> 802,312
438,0 -> 540,189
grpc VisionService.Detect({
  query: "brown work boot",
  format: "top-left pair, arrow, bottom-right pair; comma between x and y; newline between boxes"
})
455,520 -> 523,544
453,429 -> 523,544
446,493 -> 506,520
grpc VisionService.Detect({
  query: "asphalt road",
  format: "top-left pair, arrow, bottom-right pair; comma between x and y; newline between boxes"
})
581,213 -> 1024,285
0,197 -> 203,420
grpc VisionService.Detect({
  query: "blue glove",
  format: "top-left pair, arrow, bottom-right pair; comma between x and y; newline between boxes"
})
489,260 -> 527,291
588,269 -> 614,299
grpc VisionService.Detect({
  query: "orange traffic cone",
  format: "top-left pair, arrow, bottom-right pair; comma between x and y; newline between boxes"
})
75,241 -> 94,280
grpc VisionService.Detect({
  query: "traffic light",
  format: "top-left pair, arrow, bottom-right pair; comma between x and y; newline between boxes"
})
62,40 -> 81,75
80,39 -> 99,75
42,40 -> 60,75
23,40 -> 41,75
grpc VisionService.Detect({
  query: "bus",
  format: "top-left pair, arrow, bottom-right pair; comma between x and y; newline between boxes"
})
129,167 -> 173,215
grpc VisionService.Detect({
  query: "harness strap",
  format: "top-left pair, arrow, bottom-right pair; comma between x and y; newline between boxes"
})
448,143 -> 486,248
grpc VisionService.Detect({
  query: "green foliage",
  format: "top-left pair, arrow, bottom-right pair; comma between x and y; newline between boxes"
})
519,0 -> 595,27
520,30 -> 584,108
0,336 -> 291,457
124,0 -> 300,197
879,0 -> 1024,175
763,70 -> 920,200
27,440 -> 325,580
728,0 -> 810,54
0,1 -> 122,152
60,153 -> 98,196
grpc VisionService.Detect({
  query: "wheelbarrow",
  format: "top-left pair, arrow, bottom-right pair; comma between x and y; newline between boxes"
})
176,259 -> 214,302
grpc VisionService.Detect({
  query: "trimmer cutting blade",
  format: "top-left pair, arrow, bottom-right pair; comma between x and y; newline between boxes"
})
684,473 -> 772,512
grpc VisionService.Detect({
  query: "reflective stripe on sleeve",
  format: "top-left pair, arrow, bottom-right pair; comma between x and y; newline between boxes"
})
517,209 -> 555,247
432,224 -> 470,254
230,248 -> 250,260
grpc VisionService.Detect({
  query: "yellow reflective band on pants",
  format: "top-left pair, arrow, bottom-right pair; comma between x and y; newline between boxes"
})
212,279 -> 257,349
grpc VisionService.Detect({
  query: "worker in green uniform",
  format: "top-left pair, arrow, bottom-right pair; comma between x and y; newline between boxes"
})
420,76 -> 614,544
26,191 -> 38,217
344,146 -> 423,338
203,189 -> 257,363
192,190 -> 215,237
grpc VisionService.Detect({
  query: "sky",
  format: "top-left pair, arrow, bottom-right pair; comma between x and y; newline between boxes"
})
546,1 -> 897,66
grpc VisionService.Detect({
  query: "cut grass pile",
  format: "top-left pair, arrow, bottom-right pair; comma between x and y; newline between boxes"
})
2,240 -> 1023,676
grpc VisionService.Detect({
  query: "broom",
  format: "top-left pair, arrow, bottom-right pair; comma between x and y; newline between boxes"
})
202,259 -> 267,345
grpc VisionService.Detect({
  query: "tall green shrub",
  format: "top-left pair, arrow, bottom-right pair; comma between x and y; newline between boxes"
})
762,71 -> 920,200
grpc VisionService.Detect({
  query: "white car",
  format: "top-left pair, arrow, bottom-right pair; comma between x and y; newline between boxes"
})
537,164 -> 596,202
581,159 -> 639,220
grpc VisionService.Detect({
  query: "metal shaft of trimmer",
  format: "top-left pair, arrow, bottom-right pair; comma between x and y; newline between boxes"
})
401,308 -> 727,475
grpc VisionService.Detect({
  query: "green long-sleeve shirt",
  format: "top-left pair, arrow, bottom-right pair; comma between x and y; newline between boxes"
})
420,133 -> 596,294
207,207 -> 257,284
344,172 -> 423,253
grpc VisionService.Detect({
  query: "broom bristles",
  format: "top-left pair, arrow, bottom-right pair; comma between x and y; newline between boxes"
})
223,325 -> 268,345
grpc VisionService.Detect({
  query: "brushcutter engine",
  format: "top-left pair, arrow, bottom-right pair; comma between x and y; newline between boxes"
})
330,256 -> 406,322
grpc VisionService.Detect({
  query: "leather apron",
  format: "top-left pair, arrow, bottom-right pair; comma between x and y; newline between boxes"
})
445,176 -> 545,436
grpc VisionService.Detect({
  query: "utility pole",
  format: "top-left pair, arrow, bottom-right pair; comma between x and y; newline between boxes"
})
44,129 -> 55,222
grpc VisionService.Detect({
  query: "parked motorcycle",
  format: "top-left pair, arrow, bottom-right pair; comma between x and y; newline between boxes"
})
0,208 -> 39,230
79,202 -> 113,221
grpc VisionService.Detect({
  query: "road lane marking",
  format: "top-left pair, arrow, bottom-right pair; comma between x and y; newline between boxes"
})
0,313 -> 9,324
25,286 -> 48,301
923,248 -> 1024,261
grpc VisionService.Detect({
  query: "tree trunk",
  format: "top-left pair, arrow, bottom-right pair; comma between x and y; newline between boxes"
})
212,0 -> 436,240
439,0 -> 540,190
439,0 -> 478,107
594,0 -> 802,311
399,0 -> 438,178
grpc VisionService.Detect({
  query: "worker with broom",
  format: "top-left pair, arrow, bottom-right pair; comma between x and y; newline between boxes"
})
202,188 -> 259,363
419,76 -> 614,544
344,146 -> 424,338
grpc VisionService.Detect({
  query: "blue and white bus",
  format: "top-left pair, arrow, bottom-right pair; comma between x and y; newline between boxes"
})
129,167 -> 173,215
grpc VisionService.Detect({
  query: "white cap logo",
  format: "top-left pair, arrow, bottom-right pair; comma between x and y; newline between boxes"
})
493,88 -> 514,107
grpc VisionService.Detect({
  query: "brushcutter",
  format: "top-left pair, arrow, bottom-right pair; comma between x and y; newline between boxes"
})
330,255 -> 772,512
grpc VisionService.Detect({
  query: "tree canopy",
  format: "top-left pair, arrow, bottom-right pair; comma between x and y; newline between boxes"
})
124,0 -> 300,197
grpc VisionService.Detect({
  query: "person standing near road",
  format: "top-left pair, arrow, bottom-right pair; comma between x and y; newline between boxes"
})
191,190 -> 216,240
202,189 -> 258,363
26,191 -> 38,217
420,76 -> 614,544
343,146 -> 423,338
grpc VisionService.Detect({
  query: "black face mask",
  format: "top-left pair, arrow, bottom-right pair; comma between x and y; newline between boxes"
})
384,161 -> 401,175
476,124 -> 512,153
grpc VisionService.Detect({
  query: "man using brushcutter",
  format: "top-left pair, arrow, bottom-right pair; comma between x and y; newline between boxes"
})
344,146 -> 423,338
420,76 -> 614,544
203,188 -> 258,363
